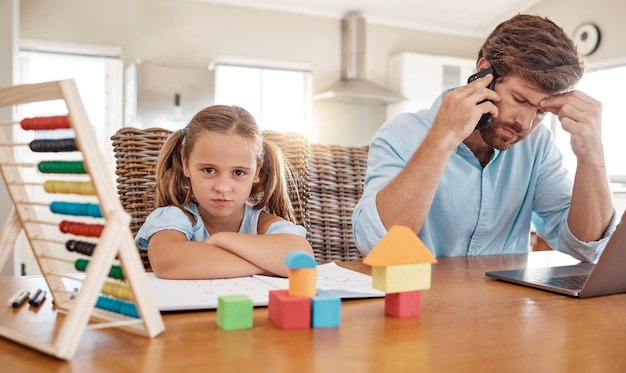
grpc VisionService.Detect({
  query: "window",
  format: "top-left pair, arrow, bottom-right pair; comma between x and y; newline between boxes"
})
16,40 -> 123,275
18,39 -> 123,178
551,62 -> 626,183
213,62 -> 313,136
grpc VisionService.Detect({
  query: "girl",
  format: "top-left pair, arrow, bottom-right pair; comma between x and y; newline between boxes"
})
135,105 -> 313,279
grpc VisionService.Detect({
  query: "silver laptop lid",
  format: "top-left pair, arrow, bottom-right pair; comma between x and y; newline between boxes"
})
485,210 -> 626,298
579,211 -> 626,297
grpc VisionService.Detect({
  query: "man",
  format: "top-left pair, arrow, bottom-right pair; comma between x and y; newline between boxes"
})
352,14 -> 615,262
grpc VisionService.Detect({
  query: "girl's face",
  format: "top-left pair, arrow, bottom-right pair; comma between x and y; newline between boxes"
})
183,132 -> 260,222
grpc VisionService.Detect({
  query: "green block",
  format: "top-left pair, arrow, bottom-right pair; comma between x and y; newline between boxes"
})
217,295 -> 253,331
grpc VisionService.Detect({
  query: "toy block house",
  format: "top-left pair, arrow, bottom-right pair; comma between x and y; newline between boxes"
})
363,226 -> 437,317
268,250 -> 341,329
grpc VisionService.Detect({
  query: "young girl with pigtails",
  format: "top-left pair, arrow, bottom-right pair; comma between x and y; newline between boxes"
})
135,105 -> 313,279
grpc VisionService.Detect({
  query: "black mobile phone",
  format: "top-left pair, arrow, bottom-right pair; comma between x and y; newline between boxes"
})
467,67 -> 496,129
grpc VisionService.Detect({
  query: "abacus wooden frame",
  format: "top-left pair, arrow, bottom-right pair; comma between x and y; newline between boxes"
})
0,80 -> 164,360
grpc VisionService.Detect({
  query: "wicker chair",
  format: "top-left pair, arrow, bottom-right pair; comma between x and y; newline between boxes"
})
111,127 -> 366,270
306,143 -> 368,262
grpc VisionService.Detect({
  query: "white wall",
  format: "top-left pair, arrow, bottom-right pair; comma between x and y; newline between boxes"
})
529,0 -> 626,63
19,0 -> 483,146
15,0 -> 626,144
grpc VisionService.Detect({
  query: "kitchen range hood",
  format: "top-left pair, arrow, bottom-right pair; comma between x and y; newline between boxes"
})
314,12 -> 405,105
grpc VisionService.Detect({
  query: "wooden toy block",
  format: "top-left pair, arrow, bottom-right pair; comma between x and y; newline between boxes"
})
311,289 -> 341,328
288,268 -> 317,297
385,290 -> 422,318
217,295 -> 253,331
268,290 -> 311,330
371,263 -> 432,293
284,250 -> 317,269
363,225 -> 437,267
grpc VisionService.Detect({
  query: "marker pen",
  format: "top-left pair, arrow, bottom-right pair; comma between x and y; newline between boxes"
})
7,289 -> 30,307
28,289 -> 42,306
29,289 -> 46,308
6,291 -> 18,306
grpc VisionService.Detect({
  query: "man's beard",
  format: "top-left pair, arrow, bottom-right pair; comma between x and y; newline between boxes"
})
478,119 -> 528,151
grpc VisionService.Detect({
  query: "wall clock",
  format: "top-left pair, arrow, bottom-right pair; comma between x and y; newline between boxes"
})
573,22 -> 601,57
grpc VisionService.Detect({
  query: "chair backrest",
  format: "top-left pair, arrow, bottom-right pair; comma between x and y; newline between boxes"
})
111,127 -> 171,237
306,143 -> 368,262
111,128 -> 171,270
111,127 -> 366,269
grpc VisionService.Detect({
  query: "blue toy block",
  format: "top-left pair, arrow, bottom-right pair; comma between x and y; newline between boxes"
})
284,250 -> 317,269
311,289 -> 341,328
217,295 -> 253,330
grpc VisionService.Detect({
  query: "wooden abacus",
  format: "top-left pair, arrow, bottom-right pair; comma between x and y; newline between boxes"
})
0,80 -> 164,360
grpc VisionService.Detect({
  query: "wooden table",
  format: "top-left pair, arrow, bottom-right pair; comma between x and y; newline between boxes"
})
1,251 -> 625,372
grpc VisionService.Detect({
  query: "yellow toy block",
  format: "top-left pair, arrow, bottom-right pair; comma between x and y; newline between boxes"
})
288,268 -> 317,297
363,226 -> 437,266
371,263 -> 432,293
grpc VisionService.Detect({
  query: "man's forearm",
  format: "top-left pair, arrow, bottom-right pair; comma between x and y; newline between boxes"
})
568,161 -> 614,241
376,131 -> 455,232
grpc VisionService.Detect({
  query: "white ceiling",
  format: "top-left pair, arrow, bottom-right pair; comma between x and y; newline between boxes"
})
194,0 -> 542,38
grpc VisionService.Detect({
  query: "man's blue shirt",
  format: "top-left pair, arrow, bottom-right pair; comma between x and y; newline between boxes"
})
352,92 -> 616,262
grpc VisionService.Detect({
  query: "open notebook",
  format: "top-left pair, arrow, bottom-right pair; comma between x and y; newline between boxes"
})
485,211 -> 626,298
146,262 -> 384,311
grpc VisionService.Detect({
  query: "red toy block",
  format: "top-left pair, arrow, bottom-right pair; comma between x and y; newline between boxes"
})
268,290 -> 311,330
385,290 -> 421,318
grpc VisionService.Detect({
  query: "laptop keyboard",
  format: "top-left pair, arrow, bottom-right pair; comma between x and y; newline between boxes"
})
534,275 -> 588,290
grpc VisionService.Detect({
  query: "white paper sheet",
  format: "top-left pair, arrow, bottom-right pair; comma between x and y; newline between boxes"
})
146,262 -> 383,311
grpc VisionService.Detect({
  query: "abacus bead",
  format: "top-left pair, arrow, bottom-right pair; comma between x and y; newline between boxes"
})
74,258 -> 89,272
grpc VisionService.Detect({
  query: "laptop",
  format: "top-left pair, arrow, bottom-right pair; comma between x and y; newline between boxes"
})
485,211 -> 626,298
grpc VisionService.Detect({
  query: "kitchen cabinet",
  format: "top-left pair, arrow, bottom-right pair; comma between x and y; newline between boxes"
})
124,62 -> 215,130
386,52 -> 476,117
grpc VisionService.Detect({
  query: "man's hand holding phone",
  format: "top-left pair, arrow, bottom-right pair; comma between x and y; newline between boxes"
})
467,67 -> 497,129
429,67 -> 498,148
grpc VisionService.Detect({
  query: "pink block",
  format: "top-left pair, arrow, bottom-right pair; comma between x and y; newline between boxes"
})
268,290 -> 311,330
385,290 -> 422,318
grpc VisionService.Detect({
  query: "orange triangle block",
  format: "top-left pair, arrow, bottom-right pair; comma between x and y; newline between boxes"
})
363,225 -> 437,266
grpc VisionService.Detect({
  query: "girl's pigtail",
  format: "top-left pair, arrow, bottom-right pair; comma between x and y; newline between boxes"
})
251,140 -> 298,224
153,129 -> 192,210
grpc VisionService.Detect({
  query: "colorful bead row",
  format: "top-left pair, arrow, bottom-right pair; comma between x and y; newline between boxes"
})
95,295 -> 139,318
49,201 -> 102,218
65,239 -> 96,256
43,180 -> 96,195
20,115 -> 70,130
101,281 -> 134,301
59,220 -> 103,238
73,258 -> 125,280
38,161 -> 85,174
29,138 -> 77,153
